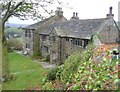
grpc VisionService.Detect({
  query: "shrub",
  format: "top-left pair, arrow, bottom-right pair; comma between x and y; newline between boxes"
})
7,38 -> 23,51
55,42 -> 94,84
48,40 -> 119,90
31,50 -> 42,59
44,55 -> 50,62
7,45 -> 14,53
46,68 -> 58,82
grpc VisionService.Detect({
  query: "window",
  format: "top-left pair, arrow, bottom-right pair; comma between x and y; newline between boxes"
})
43,46 -> 49,53
78,39 -> 82,46
25,30 -> 31,38
66,38 -> 69,41
84,39 -> 90,48
26,43 -> 30,49
72,38 -> 82,46
29,30 -> 31,38
41,35 -> 46,41
72,39 -> 75,45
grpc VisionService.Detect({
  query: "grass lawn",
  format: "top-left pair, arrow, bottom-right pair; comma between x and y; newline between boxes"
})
2,52 -> 49,90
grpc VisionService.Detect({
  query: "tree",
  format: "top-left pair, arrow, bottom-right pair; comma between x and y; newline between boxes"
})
0,0 -> 64,81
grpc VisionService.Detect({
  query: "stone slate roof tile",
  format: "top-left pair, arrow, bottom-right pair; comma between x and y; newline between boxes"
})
39,18 -> 109,39
23,16 -> 54,30
39,16 -> 67,34
54,18 -> 109,39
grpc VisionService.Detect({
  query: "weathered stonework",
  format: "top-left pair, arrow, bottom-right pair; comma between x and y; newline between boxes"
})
22,29 -> 34,55
22,7 -> 120,65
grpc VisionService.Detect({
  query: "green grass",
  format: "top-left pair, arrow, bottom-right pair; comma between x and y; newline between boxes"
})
2,52 -> 49,90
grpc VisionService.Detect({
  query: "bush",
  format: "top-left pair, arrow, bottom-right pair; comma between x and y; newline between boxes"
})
52,42 -> 119,90
55,43 -> 94,84
31,50 -> 42,59
7,45 -> 14,53
7,38 -> 23,51
46,68 -> 58,82
44,55 -> 50,62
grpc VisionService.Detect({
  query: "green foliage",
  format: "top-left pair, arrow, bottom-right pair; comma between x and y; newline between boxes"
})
43,55 -> 50,62
55,42 -> 94,84
7,38 -> 23,51
46,68 -> 58,82
72,85 -> 81,90
72,59 -> 118,90
5,27 -> 23,38
42,82 -> 55,90
46,41 -> 119,90
31,50 -> 42,60
7,45 -> 14,53
5,27 -> 23,33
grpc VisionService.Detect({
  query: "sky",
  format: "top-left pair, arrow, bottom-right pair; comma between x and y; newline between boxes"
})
8,0 -> 120,24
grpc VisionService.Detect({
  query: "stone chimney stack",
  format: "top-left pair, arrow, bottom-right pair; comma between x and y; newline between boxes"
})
73,12 -> 75,17
55,7 -> 63,16
71,12 -> 79,20
76,12 -> 78,18
106,6 -> 114,18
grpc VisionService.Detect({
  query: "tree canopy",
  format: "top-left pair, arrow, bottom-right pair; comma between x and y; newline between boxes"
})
0,0 -> 61,24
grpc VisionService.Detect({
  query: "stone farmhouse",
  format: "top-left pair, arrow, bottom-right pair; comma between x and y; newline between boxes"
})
22,7 -> 119,65
22,7 -> 67,56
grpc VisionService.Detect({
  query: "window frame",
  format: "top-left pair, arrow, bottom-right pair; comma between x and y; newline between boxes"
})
72,38 -> 82,46
41,35 -> 47,41
43,46 -> 49,53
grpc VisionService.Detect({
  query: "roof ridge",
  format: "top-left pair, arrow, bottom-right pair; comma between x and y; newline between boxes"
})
23,16 -> 54,29
78,18 -> 108,21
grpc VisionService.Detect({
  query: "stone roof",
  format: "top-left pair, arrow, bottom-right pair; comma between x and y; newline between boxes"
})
40,18 -> 115,39
23,16 -> 54,30
37,15 -> 67,34
23,7 -> 68,31
54,18 -> 108,39
40,22 -> 62,35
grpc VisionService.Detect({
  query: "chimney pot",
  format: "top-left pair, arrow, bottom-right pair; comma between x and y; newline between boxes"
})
76,12 -> 78,17
73,12 -> 75,17
71,12 -> 79,20
109,6 -> 113,14
55,7 -> 63,16
106,6 -> 114,18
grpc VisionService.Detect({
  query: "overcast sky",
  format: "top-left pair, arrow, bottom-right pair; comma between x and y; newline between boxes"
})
8,0 -> 120,24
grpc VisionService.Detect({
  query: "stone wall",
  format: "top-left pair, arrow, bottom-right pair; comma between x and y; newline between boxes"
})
60,37 -> 86,64
47,29 -> 90,65
98,20 -> 119,44
32,30 -> 41,56
22,16 -> 119,65
23,29 -> 34,55
49,35 -> 60,65
40,35 -> 50,57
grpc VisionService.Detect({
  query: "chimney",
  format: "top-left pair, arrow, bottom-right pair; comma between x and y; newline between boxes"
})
70,12 -> 79,20
73,12 -> 75,17
55,7 -> 63,16
76,12 -> 78,18
106,6 -> 114,18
